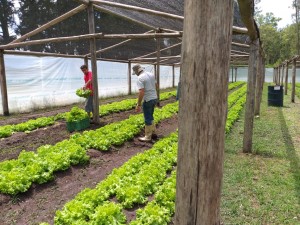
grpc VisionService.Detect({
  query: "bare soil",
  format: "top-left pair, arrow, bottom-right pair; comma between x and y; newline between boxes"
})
0,95 -> 178,225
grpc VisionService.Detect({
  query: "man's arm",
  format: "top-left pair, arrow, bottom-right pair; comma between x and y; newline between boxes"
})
136,88 -> 145,112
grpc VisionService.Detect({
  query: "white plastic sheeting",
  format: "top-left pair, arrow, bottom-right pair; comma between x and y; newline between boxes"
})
1,55 -> 180,114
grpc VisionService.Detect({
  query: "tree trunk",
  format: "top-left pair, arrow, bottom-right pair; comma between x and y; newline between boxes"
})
175,0 -> 233,224
243,39 -> 259,153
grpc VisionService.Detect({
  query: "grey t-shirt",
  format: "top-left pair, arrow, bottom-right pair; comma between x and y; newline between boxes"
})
136,71 -> 157,102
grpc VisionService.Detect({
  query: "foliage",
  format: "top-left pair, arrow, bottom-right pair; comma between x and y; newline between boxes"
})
76,88 -> 92,98
0,90 -> 176,138
255,8 -> 299,65
65,106 -> 89,122
0,0 -> 16,44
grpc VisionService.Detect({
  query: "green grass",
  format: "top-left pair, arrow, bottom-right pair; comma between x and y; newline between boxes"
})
222,84 -> 300,224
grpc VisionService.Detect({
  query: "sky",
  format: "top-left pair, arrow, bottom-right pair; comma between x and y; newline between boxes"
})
257,0 -> 295,28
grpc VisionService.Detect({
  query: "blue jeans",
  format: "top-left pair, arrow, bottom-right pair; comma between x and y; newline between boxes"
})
142,99 -> 158,125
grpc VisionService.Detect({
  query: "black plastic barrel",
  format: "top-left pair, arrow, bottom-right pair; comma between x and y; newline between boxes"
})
268,85 -> 283,107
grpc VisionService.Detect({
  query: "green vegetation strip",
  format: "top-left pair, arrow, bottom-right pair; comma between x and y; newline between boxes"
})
222,84 -> 300,224
0,82 -> 243,138
0,101 -> 179,195
0,84 -> 246,196
53,133 -> 178,225
41,89 -> 247,225
0,91 -> 177,138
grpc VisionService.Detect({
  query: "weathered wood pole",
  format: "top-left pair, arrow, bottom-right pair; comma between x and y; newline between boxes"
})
87,4 -> 100,124
235,67 -> 238,82
175,0 -> 233,224
231,66 -> 234,82
281,65 -> 285,85
84,56 -> 88,68
291,59 -> 296,103
156,35 -> 161,103
128,61 -> 132,95
0,50 -> 9,116
243,39 -> 259,153
172,65 -> 175,88
284,62 -> 289,95
277,66 -> 281,85
254,53 -> 263,116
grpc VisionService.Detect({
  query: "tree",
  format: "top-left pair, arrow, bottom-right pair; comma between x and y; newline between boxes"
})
256,12 -> 282,65
0,0 -> 16,44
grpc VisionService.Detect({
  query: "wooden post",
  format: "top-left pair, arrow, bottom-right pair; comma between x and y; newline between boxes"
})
235,67 -> 237,82
0,50 -> 9,116
128,61 -> 132,95
284,62 -> 289,95
84,56 -> 88,68
156,34 -> 161,104
87,4 -> 100,124
281,65 -> 285,85
277,66 -> 281,85
254,53 -> 263,116
243,39 -> 259,153
172,65 -> 175,88
291,59 -> 296,103
231,66 -> 234,82
273,68 -> 276,84
175,0 -> 233,224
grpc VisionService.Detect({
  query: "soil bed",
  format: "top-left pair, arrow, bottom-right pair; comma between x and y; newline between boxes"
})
0,95 -> 178,225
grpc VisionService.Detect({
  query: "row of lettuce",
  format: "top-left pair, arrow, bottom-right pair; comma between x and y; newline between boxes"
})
0,82 -> 244,138
0,83 -> 246,197
39,85 -> 247,225
0,91 -> 177,138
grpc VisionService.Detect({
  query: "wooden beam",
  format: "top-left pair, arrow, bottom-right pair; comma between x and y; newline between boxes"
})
232,25 -> 248,34
85,30 -> 155,57
237,0 -> 259,40
0,50 -> 9,115
243,39 -> 259,153
232,41 -> 250,48
92,4 -> 157,31
90,0 -> 184,20
231,49 -> 249,55
0,33 -> 182,50
130,42 -> 182,60
4,50 -> 85,58
134,55 -> 181,61
10,5 -> 87,44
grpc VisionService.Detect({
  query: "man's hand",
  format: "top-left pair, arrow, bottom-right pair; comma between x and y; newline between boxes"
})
135,105 -> 142,112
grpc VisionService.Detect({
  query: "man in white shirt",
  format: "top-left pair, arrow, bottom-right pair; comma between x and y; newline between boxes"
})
132,64 -> 158,142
